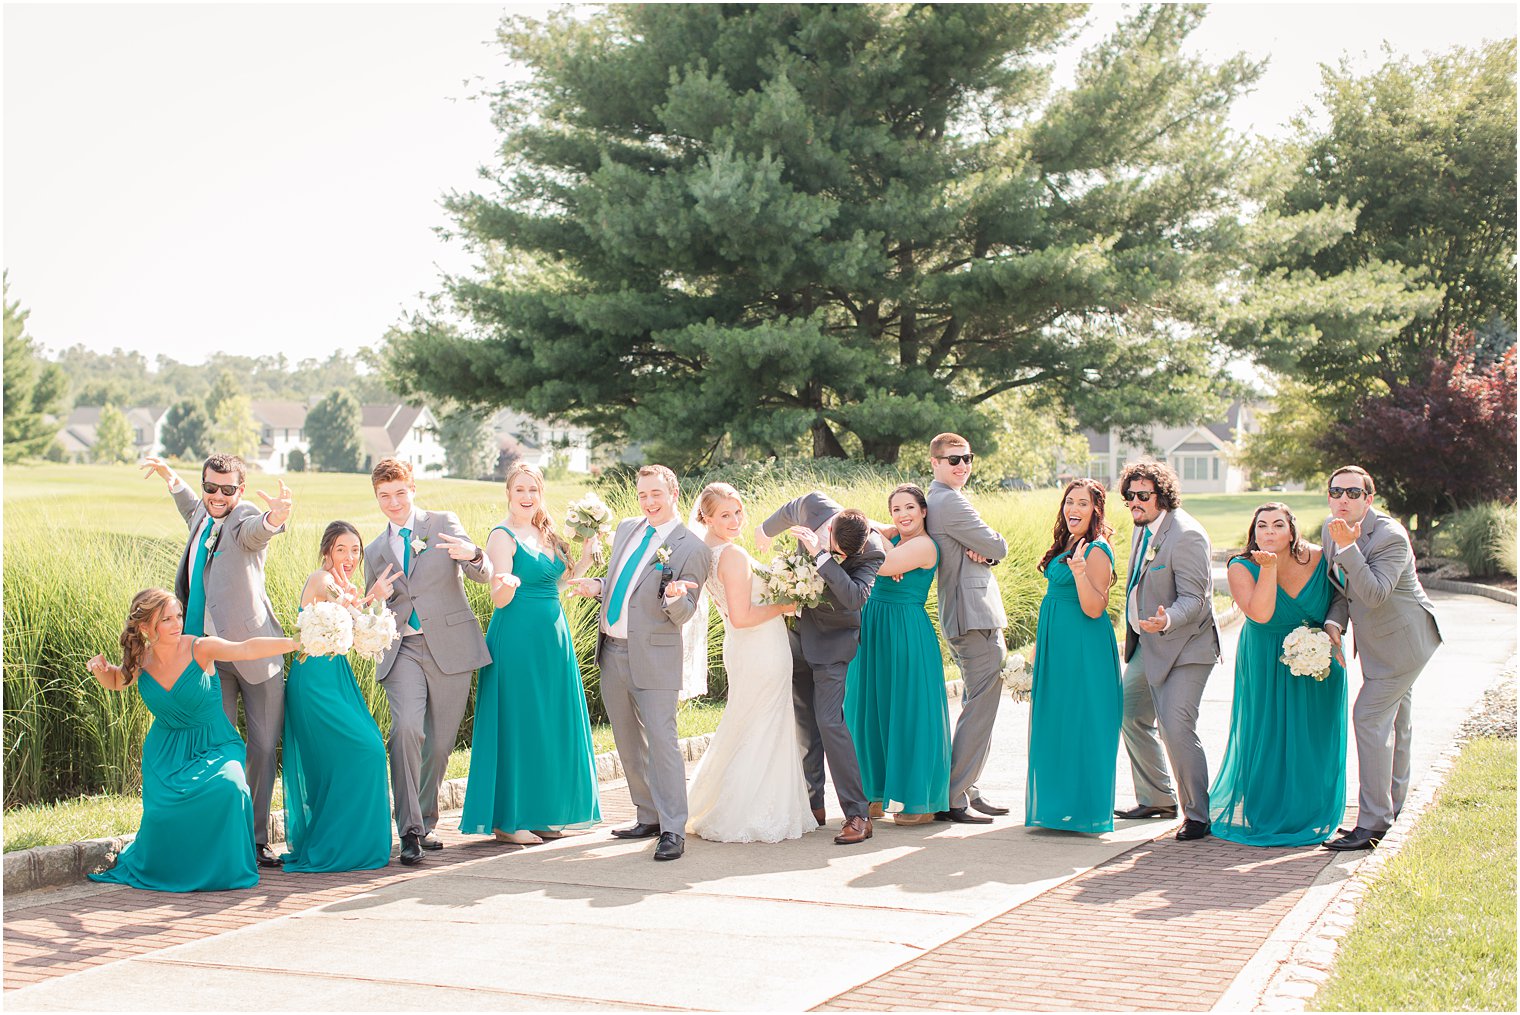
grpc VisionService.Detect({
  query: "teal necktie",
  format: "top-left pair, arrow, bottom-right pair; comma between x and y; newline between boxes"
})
400,526 -> 420,630
606,525 -> 657,626
184,517 -> 213,637
1127,526 -> 1152,598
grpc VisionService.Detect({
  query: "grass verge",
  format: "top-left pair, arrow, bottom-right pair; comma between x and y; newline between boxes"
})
1312,737 -> 1517,1012
3,701 -> 728,853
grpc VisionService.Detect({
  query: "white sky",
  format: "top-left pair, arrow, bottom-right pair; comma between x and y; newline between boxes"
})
4,2 -> 1515,367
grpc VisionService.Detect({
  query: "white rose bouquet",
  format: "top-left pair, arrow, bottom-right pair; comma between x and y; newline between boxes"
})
296,600 -> 354,659
1281,625 -> 1333,680
350,601 -> 400,663
1000,653 -> 1032,701
757,545 -> 828,610
565,492 -> 614,563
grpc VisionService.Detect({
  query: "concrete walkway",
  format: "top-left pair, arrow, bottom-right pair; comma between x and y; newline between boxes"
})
5,589 -> 1512,1011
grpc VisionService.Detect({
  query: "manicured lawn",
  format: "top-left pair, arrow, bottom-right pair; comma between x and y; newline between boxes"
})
1182,491 -> 1329,550
1313,737 -> 1517,1012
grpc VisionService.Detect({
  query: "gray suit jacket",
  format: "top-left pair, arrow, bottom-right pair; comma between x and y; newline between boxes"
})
171,485 -> 285,684
364,509 -> 493,681
1324,508 -> 1441,678
925,480 -> 1008,640
1124,508 -> 1221,683
592,518 -> 711,690
760,492 -> 887,666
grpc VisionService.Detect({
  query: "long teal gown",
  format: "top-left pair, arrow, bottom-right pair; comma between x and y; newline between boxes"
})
1209,557 -> 1348,846
89,655 -> 258,891
1025,540 -> 1122,833
844,535 -> 950,815
460,528 -> 601,834
280,646 -> 392,872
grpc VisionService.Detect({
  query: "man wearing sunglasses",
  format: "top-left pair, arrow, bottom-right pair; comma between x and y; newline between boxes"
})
1115,461 -> 1220,842
925,433 -> 1012,824
1321,466 -> 1441,852
142,452 -> 294,868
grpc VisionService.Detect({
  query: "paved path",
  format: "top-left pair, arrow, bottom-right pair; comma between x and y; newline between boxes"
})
5,590 -> 1511,1011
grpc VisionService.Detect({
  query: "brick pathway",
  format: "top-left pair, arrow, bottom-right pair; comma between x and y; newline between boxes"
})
4,794 -> 634,993
814,832 -> 1337,1012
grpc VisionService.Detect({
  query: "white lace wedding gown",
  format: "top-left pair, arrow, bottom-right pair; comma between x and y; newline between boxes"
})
687,544 -> 814,843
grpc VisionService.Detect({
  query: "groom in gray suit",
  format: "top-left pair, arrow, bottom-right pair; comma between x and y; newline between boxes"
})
757,493 -> 885,845
570,465 -> 710,862
1322,466 -> 1442,851
142,452 -> 292,867
1115,460 -> 1221,841
925,433 -> 1011,824
364,457 -> 493,865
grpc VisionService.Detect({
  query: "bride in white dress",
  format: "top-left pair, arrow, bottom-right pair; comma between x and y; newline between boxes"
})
685,482 -> 815,843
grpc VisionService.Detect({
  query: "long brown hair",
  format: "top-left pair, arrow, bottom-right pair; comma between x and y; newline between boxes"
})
1231,502 -> 1311,564
119,587 -> 177,683
1038,479 -> 1114,579
504,462 -> 571,566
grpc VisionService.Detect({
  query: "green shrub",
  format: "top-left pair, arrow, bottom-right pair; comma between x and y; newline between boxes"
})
1445,501 -> 1518,578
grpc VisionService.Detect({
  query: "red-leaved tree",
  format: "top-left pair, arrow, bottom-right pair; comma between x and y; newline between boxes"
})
1321,335 -> 1516,538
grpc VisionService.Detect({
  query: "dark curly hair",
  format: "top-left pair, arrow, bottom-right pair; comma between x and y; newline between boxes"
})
1038,479 -> 1115,581
1118,460 -> 1181,512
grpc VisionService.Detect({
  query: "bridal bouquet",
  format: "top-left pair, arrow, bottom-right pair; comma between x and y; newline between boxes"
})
565,492 -> 613,563
1000,653 -> 1032,701
350,601 -> 399,663
296,600 -> 353,659
1281,625 -> 1333,680
757,547 -> 828,610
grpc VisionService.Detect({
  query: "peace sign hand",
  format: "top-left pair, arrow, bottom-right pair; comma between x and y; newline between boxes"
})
256,479 -> 293,527
1066,539 -> 1090,577
368,563 -> 399,602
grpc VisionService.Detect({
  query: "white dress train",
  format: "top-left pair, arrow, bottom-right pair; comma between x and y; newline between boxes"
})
687,543 -> 813,843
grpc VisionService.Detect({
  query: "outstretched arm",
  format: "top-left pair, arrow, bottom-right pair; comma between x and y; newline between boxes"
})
85,654 -> 132,691
191,636 -> 300,682
143,455 -> 201,527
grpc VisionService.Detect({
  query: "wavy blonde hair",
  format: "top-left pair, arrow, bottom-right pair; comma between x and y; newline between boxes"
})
119,587 -> 177,683
504,462 -> 571,567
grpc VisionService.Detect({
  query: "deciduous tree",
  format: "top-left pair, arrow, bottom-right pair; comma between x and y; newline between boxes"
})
305,389 -> 363,473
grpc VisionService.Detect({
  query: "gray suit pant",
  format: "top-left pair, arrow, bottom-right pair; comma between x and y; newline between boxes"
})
380,635 -> 473,838
788,628 -> 867,819
217,662 -> 283,845
1352,663 -> 1423,831
1120,654 -> 1213,823
600,638 -> 687,833
946,628 -> 1008,810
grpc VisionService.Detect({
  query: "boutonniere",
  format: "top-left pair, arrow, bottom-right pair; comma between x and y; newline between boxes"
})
653,547 -> 672,571
410,537 -> 428,555
1144,545 -> 1158,564
204,522 -> 222,552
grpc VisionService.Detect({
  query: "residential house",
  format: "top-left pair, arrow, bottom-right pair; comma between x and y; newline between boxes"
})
250,401 -> 310,474
361,404 -> 447,476
490,409 -> 593,475
56,405 -> 168,462
1077,401 -> 1285,494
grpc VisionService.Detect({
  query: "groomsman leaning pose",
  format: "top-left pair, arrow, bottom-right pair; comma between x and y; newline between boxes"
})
925,433 -> 1012,824
1115,460 -> 1221,841
569,465 -> 710,862
364,457 -> 494,865
1322,465 -> 1442,851
141,453 -> 293,868
757,491 -> 886,844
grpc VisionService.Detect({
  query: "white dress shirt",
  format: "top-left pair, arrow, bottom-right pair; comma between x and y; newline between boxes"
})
602,516 -> 681,640
1128,510 -> 1172,632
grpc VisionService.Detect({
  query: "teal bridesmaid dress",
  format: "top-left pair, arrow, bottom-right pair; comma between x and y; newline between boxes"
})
89,656 -> 258,891
1025,540 -> 1122,833
280,648 -> 392,872
844,535 -> 950,815
460,528 -> 602,834
1209,557 -> 1348,846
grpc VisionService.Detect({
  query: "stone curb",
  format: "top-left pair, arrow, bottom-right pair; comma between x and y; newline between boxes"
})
3,732 -> 717,898
1219,654 -> 1518,1012
1423,576 -> 1517,605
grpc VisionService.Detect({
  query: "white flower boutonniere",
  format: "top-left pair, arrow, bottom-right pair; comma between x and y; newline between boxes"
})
1145,545 -> 1158,565
410,537 -> 427,555
204,521 -> 222,552
653,546 -> 672,571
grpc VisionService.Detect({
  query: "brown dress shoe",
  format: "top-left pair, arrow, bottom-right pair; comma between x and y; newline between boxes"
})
834,816 -> 873,845
894,812 -> 935,826
868,801 -> 885,819
811,807 -> 827,827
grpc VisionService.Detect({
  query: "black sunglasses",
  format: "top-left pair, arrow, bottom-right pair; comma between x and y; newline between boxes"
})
1327,486 -> 1366,500
1122,490 -> 1154,503
202,481 -> 241,497
936,453 -> 975,466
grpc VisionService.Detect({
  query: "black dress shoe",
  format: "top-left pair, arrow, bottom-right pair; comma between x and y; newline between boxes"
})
1323,826 -> 1383,851
399,833 -> 424,865
1114,804 -> 1179,820
653,832 -> 685,861
969,797 -> 1010,816
1176,819 -> 1212,841
611,822 -> 662,840
933,807 -> 993,825
811,807 -> 827,827
255,844 -> 282,868
419,833 -> 443,851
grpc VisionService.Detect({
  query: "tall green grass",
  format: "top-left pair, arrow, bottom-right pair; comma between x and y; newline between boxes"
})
4,463 -> 1144,808
1441,500 -> 1518,578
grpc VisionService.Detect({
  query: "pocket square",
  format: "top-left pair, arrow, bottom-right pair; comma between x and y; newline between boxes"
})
1148,563 -> 1167,571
